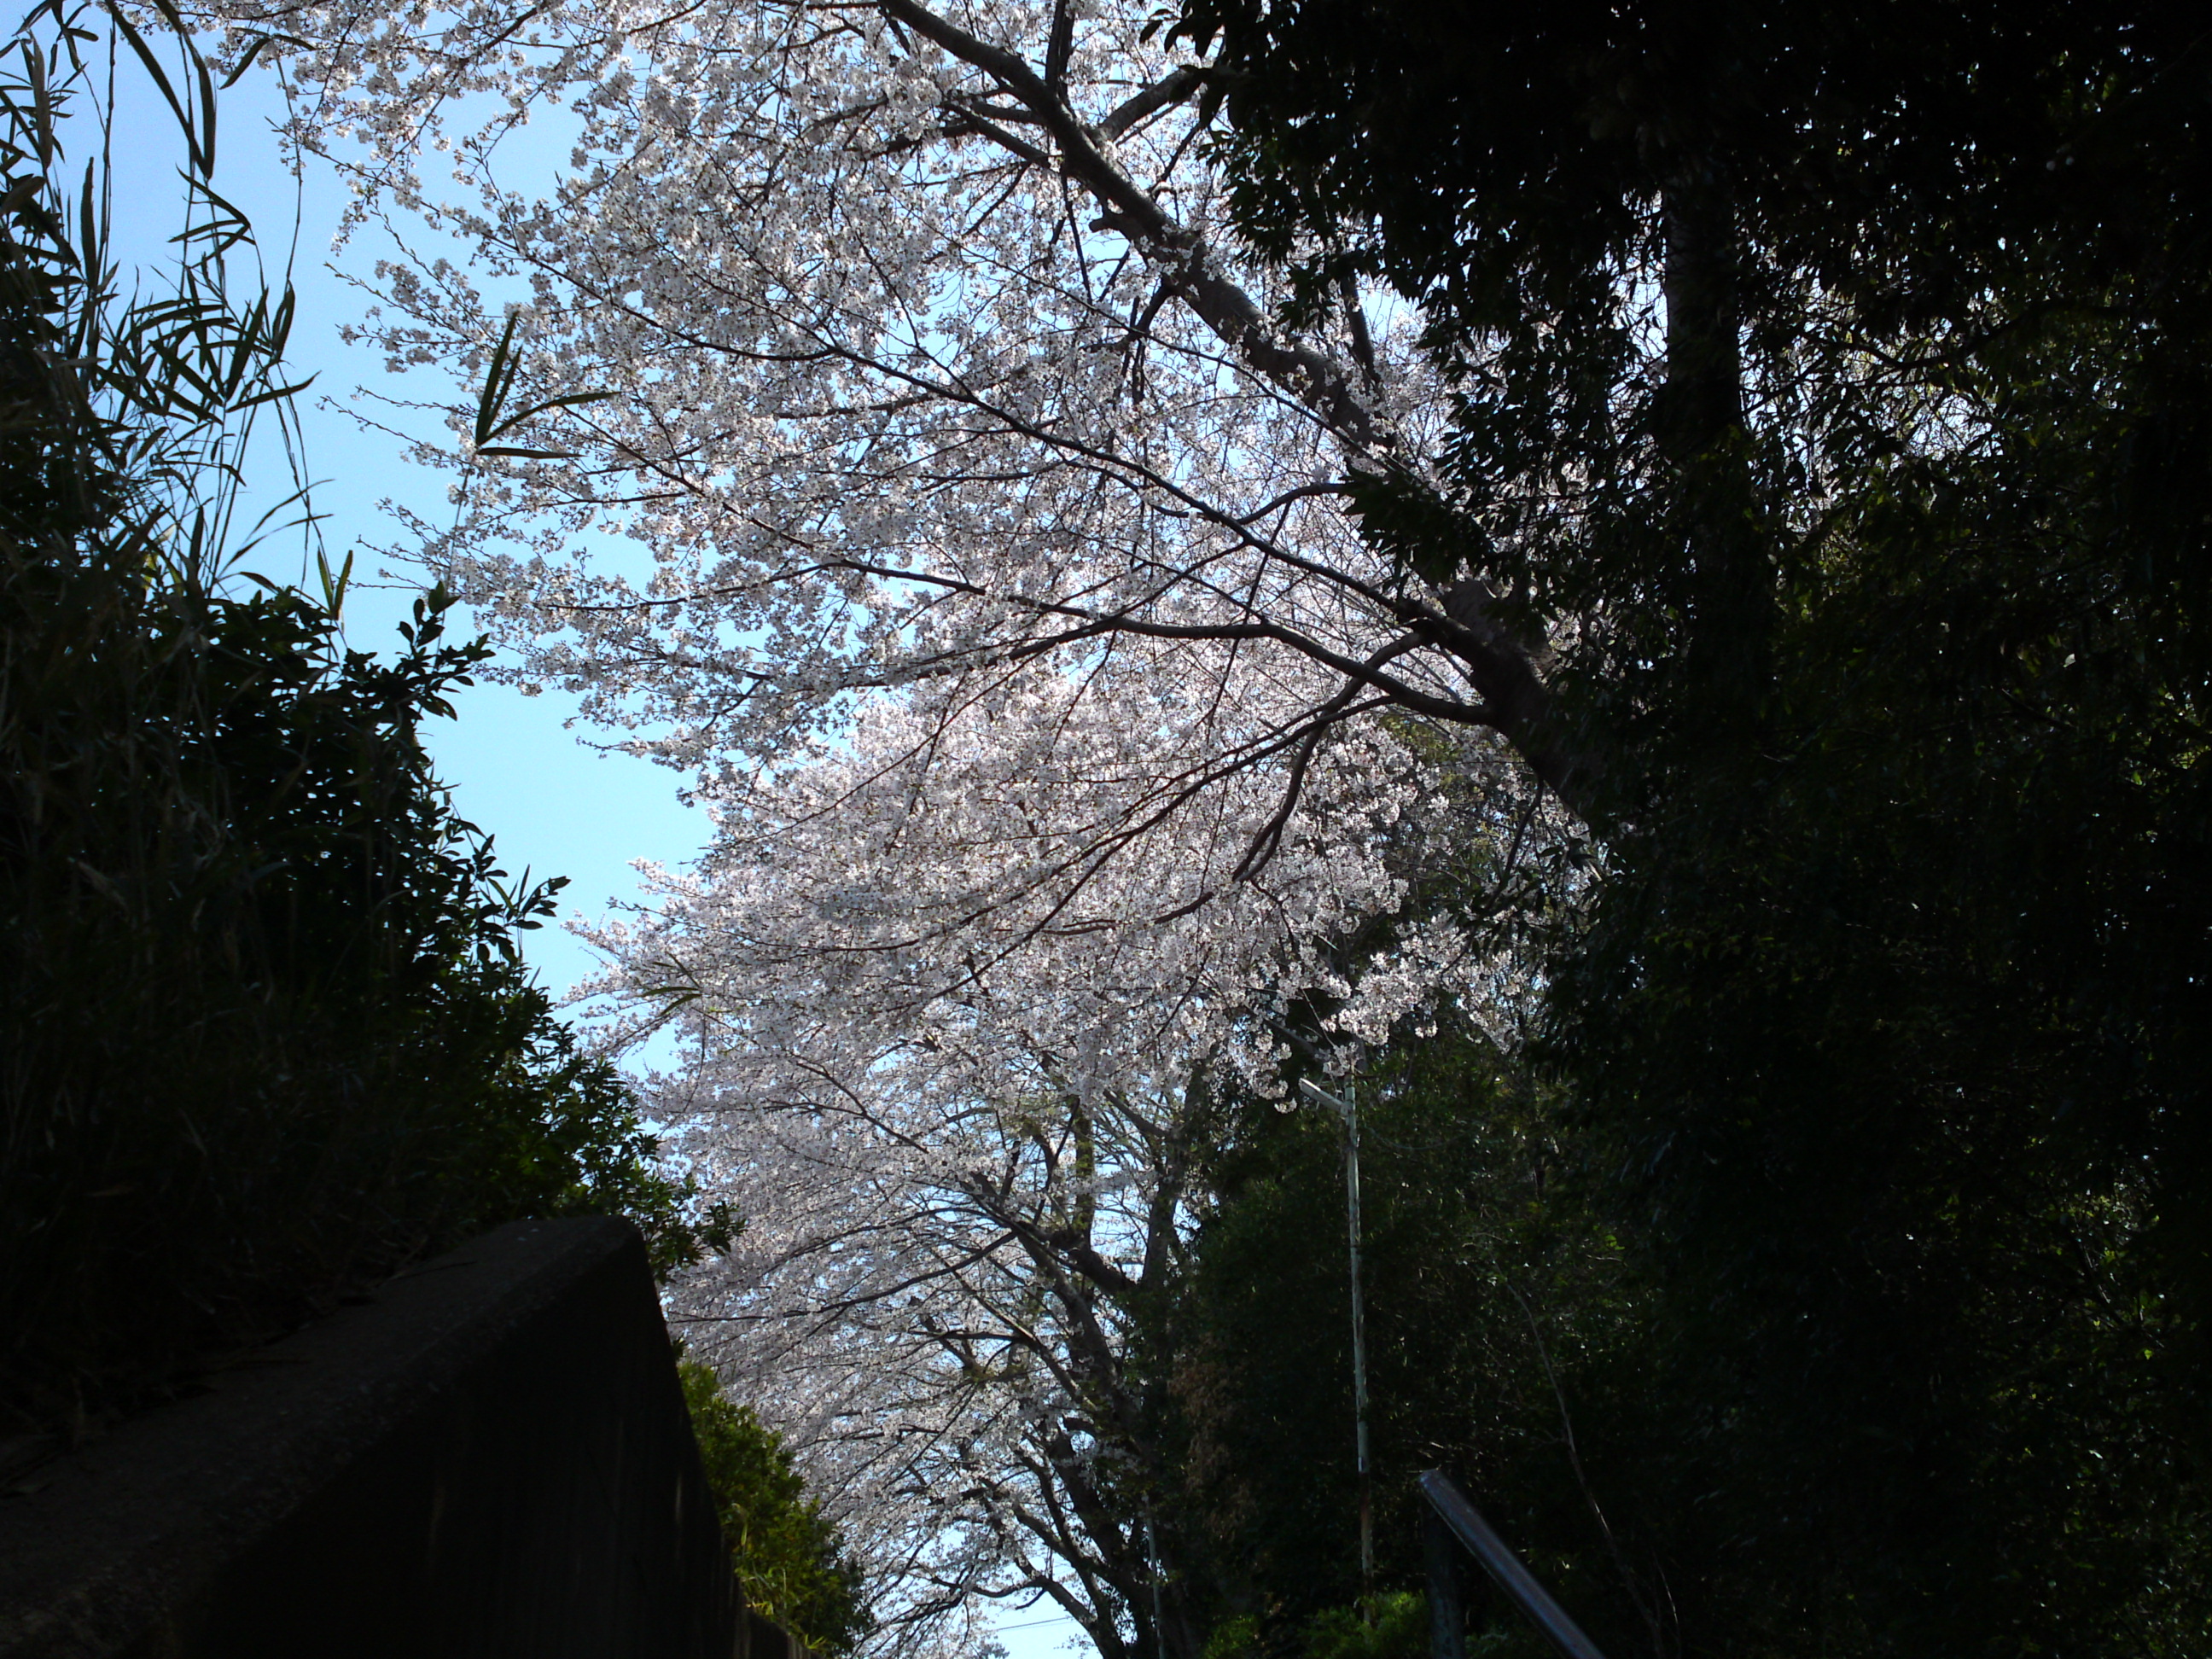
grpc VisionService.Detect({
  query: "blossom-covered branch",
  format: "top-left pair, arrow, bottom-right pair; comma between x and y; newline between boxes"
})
179,0 -> 1582,1644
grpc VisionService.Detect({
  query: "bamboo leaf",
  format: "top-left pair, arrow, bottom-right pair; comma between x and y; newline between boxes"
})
469,310 -> 614,455
471,310 -> 523,447
219,32 -> 311,90
480,387 -> 617,443
231,375 -> 317,410
102,3 -> 205,178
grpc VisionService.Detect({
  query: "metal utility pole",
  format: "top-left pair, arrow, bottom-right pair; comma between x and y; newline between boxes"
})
1145,1510 -> 1167,1659
1298,1076 -> 1372,1609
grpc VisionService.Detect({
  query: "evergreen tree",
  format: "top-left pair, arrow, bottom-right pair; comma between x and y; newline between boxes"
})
1168,2 -> 2212,1650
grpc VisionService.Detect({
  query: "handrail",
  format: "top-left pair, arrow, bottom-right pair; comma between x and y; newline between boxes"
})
1418,1470 -> 1610,1659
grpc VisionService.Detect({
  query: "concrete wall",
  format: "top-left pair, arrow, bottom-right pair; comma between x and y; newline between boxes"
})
0,1218 -> 771,1659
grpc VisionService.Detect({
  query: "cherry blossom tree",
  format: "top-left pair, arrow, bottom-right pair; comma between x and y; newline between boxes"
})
575,659 -> 1557,1657
197,0 -> 1573,801
179,0 -> 1578,1646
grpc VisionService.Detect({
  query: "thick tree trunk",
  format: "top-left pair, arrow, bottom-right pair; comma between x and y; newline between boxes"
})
1441,575 -> 1597,815
1659,168 -> 1745,462
1660,166 -> 1773,727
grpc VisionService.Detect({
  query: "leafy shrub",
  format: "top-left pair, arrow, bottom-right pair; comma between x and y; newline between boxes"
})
0,2 -> 726,1434
1302,1595 -> 1426,1659
679,1359 -> 868,1652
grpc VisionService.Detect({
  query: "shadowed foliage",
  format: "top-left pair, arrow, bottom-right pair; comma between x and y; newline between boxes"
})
0,0 -> 726,1437
1162,3 -> 2212,1653
680,1358 -> 869,1654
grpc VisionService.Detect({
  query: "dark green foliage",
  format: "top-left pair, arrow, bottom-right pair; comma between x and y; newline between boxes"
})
0,3 -> 727,1435
1204,1596 -> 1500,1659
1175,0 -> 2212,777
1168,1027 -> 1655,1659
1540,463 -> 2212,1652
678,1359 -> 868,1653
1167,3 -> 2212,1652
1300,1593 -> 1428,1659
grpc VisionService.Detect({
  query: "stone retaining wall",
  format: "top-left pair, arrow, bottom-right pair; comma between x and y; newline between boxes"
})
0,1217 -> 764,1658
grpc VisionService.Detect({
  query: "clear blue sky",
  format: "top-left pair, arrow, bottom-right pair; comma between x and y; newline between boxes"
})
110,59 -> 707,1008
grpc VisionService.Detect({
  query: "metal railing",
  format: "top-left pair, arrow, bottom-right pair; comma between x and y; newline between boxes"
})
1420,1470 -> 1609,1659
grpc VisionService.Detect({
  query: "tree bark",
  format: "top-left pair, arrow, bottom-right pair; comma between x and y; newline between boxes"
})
881,0 -> 1598,812
1661,164 -> 1773,725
